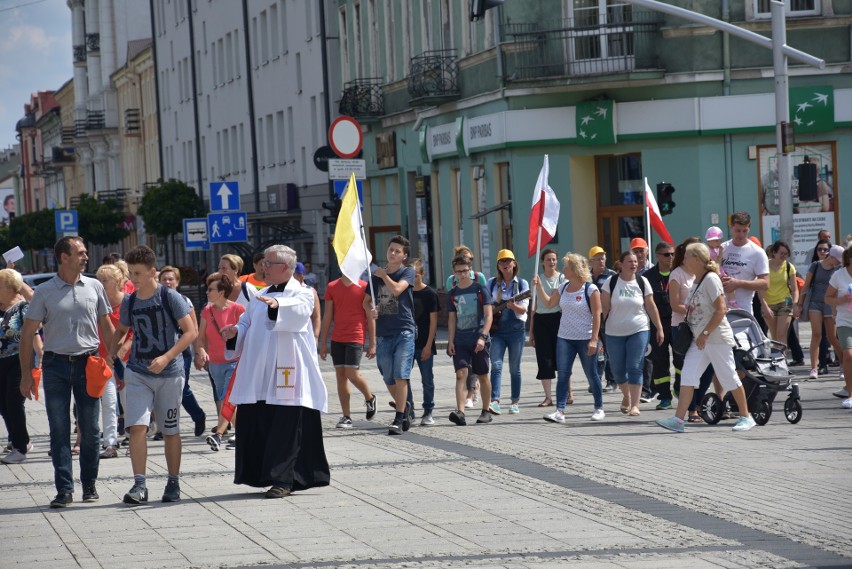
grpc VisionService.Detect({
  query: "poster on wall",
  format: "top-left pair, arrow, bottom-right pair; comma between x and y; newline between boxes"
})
758,141 -> 837,274
0,188 -> 15,226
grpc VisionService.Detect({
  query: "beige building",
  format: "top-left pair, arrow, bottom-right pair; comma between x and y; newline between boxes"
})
55,79 -> 86,206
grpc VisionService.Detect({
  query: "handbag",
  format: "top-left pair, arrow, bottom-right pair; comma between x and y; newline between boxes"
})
671,271 -> 710,356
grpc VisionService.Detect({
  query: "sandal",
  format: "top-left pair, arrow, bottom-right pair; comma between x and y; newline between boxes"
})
567,397 -> 574,405
621,396 -> 630,414
71,445 -> 80,455
628,407 -> 641,416
688,415 -> 704,423
537,399 -> 553,407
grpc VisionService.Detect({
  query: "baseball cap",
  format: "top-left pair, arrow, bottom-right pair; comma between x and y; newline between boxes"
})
829,245 -> 844,262
496,249 -> 515,261
705,226 -> 723,241
588,246 -> 606,258
629,237 -> 648,250
295,262 -> 305,275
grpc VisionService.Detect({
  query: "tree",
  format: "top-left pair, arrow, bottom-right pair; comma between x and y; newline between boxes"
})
76,194 -> 130,246
9,209 -> 57,252
137,179 -> 205,238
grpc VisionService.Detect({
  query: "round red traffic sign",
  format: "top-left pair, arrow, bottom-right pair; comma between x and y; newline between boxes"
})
328,116 -> 363,159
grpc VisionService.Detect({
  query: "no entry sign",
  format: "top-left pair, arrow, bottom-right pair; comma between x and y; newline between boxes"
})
329,116 -> 363,159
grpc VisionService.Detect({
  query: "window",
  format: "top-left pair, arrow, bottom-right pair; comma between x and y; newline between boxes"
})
280,0 -> 289,54
276,111 -> 286,164
226,33 -> 234,80
339,7 -> 349,83
270,4 -> 280,57
261,10 -> 269,63
354,2 -> 363,77
384,0 -> 394,81
234,29 -> 241,77
296,52 -> 302,93
231,126 -> 239,174
265,114 -> 274,167
754,0 -> 820,18
565,0 -> 638,74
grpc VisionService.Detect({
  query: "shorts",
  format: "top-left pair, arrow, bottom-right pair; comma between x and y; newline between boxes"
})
124,369 -> 183,435
837,327 -> 852,350
768,299 -> 793,318
376,330 -> 415,386
453,341 -> 491,376
209,361 -> 237,401
330,341 -> 363,368
809,300 -> 833,317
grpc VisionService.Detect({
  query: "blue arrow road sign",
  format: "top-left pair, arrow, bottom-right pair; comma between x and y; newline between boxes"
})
333,179 -> 364,204
208,211 -> 248,244
183,218 -> 210,251
55,210 -> 78,235
210,181 -> 240,211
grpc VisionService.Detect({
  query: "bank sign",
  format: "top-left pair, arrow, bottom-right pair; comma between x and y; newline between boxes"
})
420,113 -> 510,162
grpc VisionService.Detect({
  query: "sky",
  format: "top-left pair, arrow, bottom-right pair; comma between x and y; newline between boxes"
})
0,0 -> 72,151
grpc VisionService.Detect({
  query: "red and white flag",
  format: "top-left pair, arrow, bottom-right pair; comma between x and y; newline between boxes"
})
528,155 -> 560,257
644,179 -> 673,245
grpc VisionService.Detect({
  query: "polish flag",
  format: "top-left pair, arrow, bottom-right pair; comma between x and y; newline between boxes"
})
645,179 -> 674,245
528,155 -> 560,257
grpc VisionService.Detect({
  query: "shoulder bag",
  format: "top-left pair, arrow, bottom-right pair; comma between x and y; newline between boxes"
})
671,271 -> 710,356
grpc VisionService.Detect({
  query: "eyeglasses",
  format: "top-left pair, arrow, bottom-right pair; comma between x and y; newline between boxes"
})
453,269 -> 470,275
817,248 -> 830,252
498,259 -> 514,265
261,260 -> 287,267
657,252 -> 675,257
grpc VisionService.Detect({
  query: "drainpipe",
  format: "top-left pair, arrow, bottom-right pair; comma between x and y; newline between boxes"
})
722,0 -> 734,213
187,0 -> 203,196
241,0 -> 261,247
148,0 -> 164,181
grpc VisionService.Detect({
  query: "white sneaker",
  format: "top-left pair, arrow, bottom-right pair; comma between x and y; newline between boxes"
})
732,415 -> 757,432
590,409 -> 605,421
833,387 -> 849,398
543,410 -> 565,423
841,397 -> 852,409
808,368 -> 818,380
1,449 -> 27,464
464,399 -> 474,409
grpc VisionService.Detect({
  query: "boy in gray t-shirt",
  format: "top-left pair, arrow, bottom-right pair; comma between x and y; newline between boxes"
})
108,245 -> 197,506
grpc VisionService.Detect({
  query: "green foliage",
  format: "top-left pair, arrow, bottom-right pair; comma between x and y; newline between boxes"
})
9,209 -> 57,251
137,179 -> 205,238
0,225 -> 11,254
76,194 -> 130,246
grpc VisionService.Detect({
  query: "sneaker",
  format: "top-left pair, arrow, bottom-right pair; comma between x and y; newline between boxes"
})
388,419 -> 403,435
226,441 -> 236,450
402,402 -> 413,432
82,482 -> 99,502
488,402 -> 502,415
833,387 -> 849,398
123,483 -> 149,505
152,432 -> 163,441
194,418 -> 206,437
449,410 -> 467,426
841,397 -> 852,409
228,435 -> 236,444
808,368 -> 818,380
336,416 -> 353,429
120,436 -> 130,447
656,416 -> 685,433
162,479 -> 181,503
265,486 -> 291,499
591,408 -> 605,421
464,399 -> 474,409
365,394 -> 377,420
3,441 -> 11,452
420,413 -> 434,426
819,365 -> 829,375
732,415 -> 757,432
1,449 -> 26,464
640,393 -> 658,403
49,493 -> 73,508
476,411 -> 492,424
206,433 -> 221,451
508,404 -> 520,414
99,446 -> 118,459
543,410 -> 565,423
655,400 -> 672,410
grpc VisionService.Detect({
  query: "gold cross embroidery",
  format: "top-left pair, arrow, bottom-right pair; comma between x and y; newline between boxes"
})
277,367 -> 295,388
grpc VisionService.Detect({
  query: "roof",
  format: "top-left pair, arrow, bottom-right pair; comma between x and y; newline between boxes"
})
126,38 -> 152,63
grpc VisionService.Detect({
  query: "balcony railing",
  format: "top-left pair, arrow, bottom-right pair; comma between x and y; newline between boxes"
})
408,50 -> 460,104
52,146 -> 75,164
70,189 -> 128,209
339,78 -> 384,120
86,110 -> 106,130
124,108 -> 141,135
502,11 -> 660,81
61,127 -> 75,144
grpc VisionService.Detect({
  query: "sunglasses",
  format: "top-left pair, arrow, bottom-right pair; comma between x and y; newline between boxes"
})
817,248 -> 829,252
657,252 -> 675,257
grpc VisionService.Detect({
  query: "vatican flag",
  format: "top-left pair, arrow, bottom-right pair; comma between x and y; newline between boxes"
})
332,173 -> 372,285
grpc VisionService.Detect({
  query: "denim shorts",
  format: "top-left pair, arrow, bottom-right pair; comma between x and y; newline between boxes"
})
208,361 -> 237,401
809,300 -> 833,317
376,330 -> 415,386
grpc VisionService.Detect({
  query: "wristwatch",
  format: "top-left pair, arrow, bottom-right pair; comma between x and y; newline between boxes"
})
479,333 -> 490,341
702,330 -> 710,336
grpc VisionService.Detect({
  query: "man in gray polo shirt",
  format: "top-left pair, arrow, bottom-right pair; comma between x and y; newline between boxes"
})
19,236 -> 114,508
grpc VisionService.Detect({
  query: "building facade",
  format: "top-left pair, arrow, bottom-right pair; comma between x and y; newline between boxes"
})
335,0 -> 852,286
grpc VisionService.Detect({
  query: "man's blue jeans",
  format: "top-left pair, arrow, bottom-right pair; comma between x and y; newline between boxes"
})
490,328 -> 526,403
408,350 -> 435,413
42,354 -> 100,493
182,354 -> 205,422
556,338 -> 603,409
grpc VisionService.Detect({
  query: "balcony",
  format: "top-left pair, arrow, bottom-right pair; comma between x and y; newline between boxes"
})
69,189 -> 128,209
61,127 -> 75,145
86,110 -> 105,130
52,146 -> 75,164
338,78 -> 384,121
502,11 -> 661,81
407,50 -> 460,105
124,108 -> 141,136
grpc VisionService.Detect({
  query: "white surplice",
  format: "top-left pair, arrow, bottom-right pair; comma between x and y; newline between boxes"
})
227,278 -> 328,413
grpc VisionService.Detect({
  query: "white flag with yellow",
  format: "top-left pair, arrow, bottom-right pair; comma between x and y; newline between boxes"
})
332,173 -> 372,285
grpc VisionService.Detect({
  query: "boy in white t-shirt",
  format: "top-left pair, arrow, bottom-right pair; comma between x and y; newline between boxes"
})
719,211 -> 769,314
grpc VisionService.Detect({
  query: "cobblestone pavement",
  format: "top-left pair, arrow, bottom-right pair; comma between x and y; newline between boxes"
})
1,325 -> 849,568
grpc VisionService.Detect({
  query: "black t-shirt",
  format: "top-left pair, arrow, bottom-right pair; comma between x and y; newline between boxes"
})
412,285 -> 439,354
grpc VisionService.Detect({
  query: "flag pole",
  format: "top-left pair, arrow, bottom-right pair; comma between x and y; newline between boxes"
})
532,226 -> 542,308
644,177 -> 652,251
352,173 -> 377,309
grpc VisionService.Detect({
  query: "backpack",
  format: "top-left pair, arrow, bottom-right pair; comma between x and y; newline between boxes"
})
559,281 -> 595,313
127,285 -> 186,357
607,274 -> 647,296
241,281 -> 252,301
449,282 -> 485,319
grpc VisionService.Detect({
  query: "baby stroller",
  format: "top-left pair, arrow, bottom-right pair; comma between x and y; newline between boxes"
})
700,309 -> 802,426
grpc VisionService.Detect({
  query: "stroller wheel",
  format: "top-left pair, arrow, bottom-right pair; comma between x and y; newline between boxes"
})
699,393 -> 724,425
784,397 -> 803,424
753,399 -> 772,426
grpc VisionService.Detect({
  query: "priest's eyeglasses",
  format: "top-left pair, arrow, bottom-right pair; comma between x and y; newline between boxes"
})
261,260 -> 287,267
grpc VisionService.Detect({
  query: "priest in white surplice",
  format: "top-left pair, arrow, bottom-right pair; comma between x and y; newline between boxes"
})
221,245 -> 330,499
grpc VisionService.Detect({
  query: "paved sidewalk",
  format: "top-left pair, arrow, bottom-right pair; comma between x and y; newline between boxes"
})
1,322 -> 850,568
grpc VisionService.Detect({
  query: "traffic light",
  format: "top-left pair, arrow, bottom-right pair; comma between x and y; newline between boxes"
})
656,182 -> 676,216
322,198 -> 340,225
470,0 -> 503,21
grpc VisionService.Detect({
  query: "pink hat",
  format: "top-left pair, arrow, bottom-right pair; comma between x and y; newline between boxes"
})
829,245 -> 844,262
705,226 -> 723,241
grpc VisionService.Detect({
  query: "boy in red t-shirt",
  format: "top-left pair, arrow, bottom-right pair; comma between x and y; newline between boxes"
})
319,276 -> 377,428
